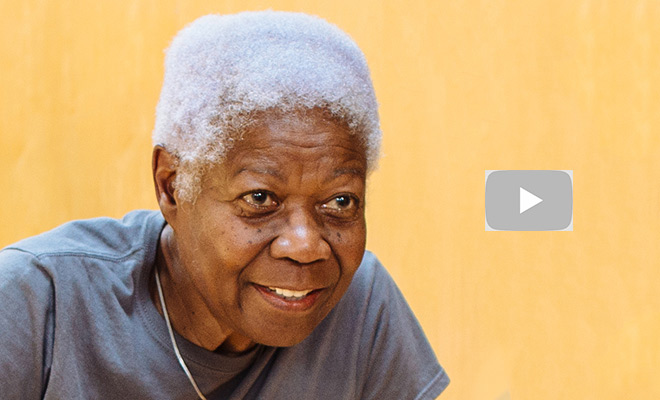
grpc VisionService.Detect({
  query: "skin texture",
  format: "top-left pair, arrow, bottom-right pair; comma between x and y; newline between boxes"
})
151,109 -> 368,354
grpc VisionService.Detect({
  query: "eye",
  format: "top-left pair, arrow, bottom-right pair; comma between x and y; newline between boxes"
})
321,194 -> 359,216
242,191 -> 278,209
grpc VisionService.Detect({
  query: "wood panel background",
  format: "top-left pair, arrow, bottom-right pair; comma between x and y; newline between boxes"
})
2,1 -> 659,398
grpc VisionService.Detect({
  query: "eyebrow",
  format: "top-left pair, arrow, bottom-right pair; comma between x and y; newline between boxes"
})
234,167 -> 283,179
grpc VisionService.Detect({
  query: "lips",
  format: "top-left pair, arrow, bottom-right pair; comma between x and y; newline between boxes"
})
252,283 -> 325,311
267,286 -> 314,299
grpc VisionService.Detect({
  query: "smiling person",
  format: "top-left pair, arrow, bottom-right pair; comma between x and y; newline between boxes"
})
0,11 -> 449,400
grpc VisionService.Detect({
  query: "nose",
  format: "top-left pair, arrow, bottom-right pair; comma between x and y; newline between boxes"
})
269,207 -> 331,264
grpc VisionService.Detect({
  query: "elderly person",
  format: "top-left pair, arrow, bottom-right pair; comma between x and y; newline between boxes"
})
0,11 -> 448,399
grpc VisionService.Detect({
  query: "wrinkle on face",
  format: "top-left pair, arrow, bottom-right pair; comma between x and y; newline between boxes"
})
157,107 -> 368,350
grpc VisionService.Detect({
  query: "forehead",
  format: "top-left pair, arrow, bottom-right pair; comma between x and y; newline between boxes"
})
221,109 -> 367,176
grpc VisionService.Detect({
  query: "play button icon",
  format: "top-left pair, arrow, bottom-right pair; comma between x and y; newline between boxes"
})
486,170 -> 573,231
519,187 -> 543,214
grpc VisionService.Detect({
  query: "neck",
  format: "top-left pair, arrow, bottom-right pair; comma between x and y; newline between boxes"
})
150,225 -> 256,354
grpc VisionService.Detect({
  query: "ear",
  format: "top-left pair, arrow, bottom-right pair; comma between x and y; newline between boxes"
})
152,145 -> 178,221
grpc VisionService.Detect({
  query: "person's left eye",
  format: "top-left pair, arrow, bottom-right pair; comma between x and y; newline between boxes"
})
320,194 -> 360,216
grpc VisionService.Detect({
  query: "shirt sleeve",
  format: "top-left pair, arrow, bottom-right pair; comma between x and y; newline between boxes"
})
357,254 -> 450,400
0,248 -> 55,399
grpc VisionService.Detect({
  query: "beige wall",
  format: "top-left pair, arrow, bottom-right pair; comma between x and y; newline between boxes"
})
2,1 -> 659,398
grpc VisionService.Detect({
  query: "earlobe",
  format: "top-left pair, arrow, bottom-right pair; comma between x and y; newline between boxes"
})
152,146 -> 178,217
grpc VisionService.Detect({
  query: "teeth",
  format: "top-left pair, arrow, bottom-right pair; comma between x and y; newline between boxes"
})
268,287 -> 313,299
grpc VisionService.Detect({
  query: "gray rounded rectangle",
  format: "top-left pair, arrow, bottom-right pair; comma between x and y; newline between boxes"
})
485,170 -> 573,231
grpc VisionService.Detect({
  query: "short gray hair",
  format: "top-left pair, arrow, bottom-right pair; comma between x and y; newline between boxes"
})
152,11 -> 381,202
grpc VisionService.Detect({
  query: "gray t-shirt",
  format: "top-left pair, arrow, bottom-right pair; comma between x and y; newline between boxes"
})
0,210 -> 449,399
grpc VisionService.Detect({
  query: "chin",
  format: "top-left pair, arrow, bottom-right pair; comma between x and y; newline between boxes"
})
241,286 -> 342,347
242,313 -> 326,347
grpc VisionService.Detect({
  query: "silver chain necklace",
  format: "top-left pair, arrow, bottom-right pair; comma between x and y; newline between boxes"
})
155,266 -> 208,400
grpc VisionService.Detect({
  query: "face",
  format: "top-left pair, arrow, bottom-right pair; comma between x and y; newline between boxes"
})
164,109 -> 367,347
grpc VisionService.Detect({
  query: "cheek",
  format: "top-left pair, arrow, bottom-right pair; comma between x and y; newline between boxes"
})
197,214 -> 270,256
183,218 -> 272,293
328,223 -> 367,271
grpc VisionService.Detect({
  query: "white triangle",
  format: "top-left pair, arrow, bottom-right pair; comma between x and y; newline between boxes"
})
520,187 -> 543,214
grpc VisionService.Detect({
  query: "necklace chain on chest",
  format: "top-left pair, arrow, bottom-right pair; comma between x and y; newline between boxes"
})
155,266 -> 208,400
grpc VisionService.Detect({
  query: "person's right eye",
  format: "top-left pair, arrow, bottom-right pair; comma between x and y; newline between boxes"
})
241,190 -> 279,211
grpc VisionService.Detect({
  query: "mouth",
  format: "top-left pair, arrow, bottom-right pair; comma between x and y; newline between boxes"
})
252,283 -> 325,311
266,286 -> 315,299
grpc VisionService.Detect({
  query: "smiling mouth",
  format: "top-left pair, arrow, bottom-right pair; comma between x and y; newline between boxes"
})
253,283 -> 325,311
266,286 -> 314,299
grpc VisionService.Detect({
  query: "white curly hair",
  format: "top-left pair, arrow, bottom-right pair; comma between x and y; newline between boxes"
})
152,11 -> 381,202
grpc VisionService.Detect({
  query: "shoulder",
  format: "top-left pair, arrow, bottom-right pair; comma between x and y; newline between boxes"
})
347,250 -> 390,292
0,210 -> 166,399
1,210 -> 165,261
333,250 -> 407,323
271,251 -> 449,399
0,242 -> 56,399
0,246 -> 53,302
0,209 -> 165,310
326,250 -> 450,399
0,209 -> 166,312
